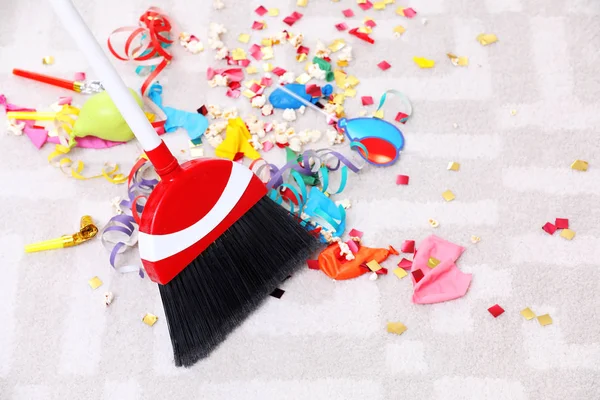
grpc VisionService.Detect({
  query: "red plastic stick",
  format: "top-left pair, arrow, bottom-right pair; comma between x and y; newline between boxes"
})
12,68 -> 76,91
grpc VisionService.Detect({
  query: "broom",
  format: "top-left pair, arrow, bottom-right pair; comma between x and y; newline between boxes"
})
50,0 -> 320,367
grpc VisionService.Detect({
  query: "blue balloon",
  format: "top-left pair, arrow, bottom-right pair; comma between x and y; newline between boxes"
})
269,83 -> 319,109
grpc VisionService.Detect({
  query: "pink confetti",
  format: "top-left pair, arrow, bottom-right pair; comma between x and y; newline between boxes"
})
396,175 -> 409,185
272,67 -> 287,76
398,258 -> 412,270
255,5 -> 268,16
58,96 -> 72,105
238,59 -> 251,67
542,222 -> 557,235
335,22 -> 349,31
358,0 -> 373,10
261,76 -> 273,87
346,240 -> 359,254
402,7 -> 417,18
250,83 -> 262,93
365,19 -> 376,28
342,8 -> 354,17
226,89 -> 241,98
348,228 -> 363,238
401,240 -> 415,253
377,60 -> 391,71
73,72 -> 86,81
395,112 -> 409,124
376,267 -> 388,275
283,11 -> 303,26
262,141 -> 274,152
555,218 -> 569,229
361,96 -> 374,106
252,21 -> 265,30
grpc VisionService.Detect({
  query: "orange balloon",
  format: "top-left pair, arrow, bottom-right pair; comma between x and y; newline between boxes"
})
317,242 -> 395,280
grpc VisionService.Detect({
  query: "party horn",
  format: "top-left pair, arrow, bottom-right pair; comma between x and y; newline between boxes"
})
12,68 -> 104,94
25,215 -> 98,253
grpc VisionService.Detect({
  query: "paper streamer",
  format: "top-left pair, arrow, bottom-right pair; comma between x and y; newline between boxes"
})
375,89 -> 412,124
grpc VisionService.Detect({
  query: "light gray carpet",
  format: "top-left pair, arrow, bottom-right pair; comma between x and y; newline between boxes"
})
1,0 -> 599,399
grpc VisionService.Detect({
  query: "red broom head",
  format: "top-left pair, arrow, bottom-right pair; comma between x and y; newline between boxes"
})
138,142 -> 267,284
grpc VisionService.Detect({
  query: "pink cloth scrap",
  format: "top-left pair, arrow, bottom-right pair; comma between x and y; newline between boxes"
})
411,235 -> 471,304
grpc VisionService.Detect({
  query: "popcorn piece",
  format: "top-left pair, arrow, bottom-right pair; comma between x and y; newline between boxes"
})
104,292 -> 114,307
251,95 -> 267,108
206,135 -> 224,147
213,0 -> 225,9
337,46 -> 353,62
249,135 -> 262,150
307,63 -> 326,80
208,74 -> 229,87
288,136 -> 302,152
326,128 -> 345,145
279,71 -> 296,84
298,105 -> 306,115
273,121 -> 288,133
6,121 -> 25,136
314,40 -> 331,58
274,132 -> 289,144
110,196 -> 124,215
261,104 -> 274,116
214,47 -> 229,60
282,108 -> 297,122
186,39 -> 204,54
221,108 -> 238,119
288,33 -> 304,48
207,104 -> 222,119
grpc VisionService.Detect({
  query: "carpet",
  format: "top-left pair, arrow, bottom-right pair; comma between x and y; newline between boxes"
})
1,0 -> 599,399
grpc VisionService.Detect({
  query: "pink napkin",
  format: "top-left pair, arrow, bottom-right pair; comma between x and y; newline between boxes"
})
411,235 -> 471,304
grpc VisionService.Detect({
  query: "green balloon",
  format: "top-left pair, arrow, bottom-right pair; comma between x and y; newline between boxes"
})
72,88 -> 142,142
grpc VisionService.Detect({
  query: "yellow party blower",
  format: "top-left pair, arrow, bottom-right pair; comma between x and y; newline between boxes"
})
25,216 -> 98,253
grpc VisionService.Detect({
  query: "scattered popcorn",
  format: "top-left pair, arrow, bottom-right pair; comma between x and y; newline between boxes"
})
221,108 -> 238,119
104,292 -> 114,307
307,63 -> 327,80
206,135 -> 224,147
251,95 -> 266,108
279,71 -> 296,84
314,40 -> 332,58
288,33 -> 304,48
213,0 -> 225,9
261,104 -> 274,116
274,132 -> 289,144
208,74 -> 229,87
214,47 -> 229,60
288,136 -> 302,152
273,121 -> 289,133
207,105 -> 222,119
249,134 -> 262,150
298,105 -> 306,115
179,33 -> 204,54
326,128 -> 345,145
338,241 -> 355,261
337,46 -> 353,63
6,121 -> 25,136
282,108 -> 297,122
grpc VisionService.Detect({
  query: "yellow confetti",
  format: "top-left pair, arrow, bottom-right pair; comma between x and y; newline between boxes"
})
261,38 -> 273,47
238,33 -> 250,44
477,33 -> 498,46
295,72 -> 312,84
345,75 -> 360,87
328,39 -> 346,53
560,229 -> 575,240
296,53 -> 308,62
520,308 -> 536,321
246,66 -> 258,74
427,257 -> 440,268
337,60 -> 349,67
334,69 -> 347,87
442,190 -> 456,202
358,26 -> 373,34
384,0 -> 395,4
387,322 -> 407,335
571,159 -> 588,171
510,109 -> 518,116
142,313 -> 159,327
262,46 -> 274,60
263,63 -> 273,72
447,161 -> 460,171
413,57 -> 435,69
393,25 -> 406,35
537,314 -> 553,326
88,276 -> 103,290
447,53 -> 469,66
335,104 -> 345,117
366,260 -> 382,272
297,0 -> 308,6
231,48 -> 247,61
393,268 -> 408,279
373,109 -> 384,119
268,8 -> 279,16
470,235 -> 481,244
42,56 -> 55,65
428,218 -> 439,228
333,93 -> 345,105
344,88 -> 356,97
242,90 -> 256,98
374,1 -> 386,10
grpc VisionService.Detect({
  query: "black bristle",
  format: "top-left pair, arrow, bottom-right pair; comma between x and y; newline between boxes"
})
159,196 -> 321,367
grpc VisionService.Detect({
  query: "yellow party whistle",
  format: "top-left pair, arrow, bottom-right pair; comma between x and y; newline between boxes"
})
25,215 -> 98,253
6,111 -> 58,121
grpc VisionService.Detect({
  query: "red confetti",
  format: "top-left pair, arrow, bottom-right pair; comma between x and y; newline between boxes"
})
272,67 -> 287,76
542,222 -> 557,235
395,112 -> 409,124
555,218 -> 569,229
377,61 -> 391,71
361,96 -> 374,106
365,19 -> 376,28
388,245 -> 399,255
260,76 -> 273,87
358,0 -> 373,10
283,11 -> 303,26
398,258 -> 412,270
252,21 -> 265,30
396,175 -> 409,185
349,28 -> 375,44
255,5 -> 268,16
488,304 -> 505,318
306,83 -> 322,97
197,105 -> 208,115
342,9 -> 354,17
250,83 -> 263,93
348,228 -> 363,238
307,259 -> 320,270
401,240 -> 415,253
297,45 -> 310,55
402,7 -> 417,18
376,267 -> 388,275
412,269 -> 424,283
335,22 -> 349,31
229,81 -> 241,90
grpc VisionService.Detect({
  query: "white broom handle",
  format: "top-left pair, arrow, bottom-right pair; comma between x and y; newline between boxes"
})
48,0 -> 162,152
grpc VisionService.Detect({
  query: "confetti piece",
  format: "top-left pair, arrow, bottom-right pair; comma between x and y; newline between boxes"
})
238,33 -> 250,43
520,307 -> 536,320
342,8 -> 355,17
361,96 -> 374,106
297,0 -> 308,6
262,47 -> 274,60
349,28 -> 375,44
253,21 -> 266,30
395,112 -> 409,124
42,56 -> 55,65
560,229 -> 575,240
270,288 -> 285,298
366,260 -> 382,272
358,0 -> 373,11
447,53 -> 469,66
142,313 -> 158,326
401,240 -> 415,253
384,0 -> 395,3
413,57 -> 435,69
412,269 -> 424,283
387,322 -> 407,335
393,25 -> 406,35
476,33 -> 498,46
364,18 -> 377,28
295,72 -> 312,84
283,11 -> 303,26
263,63 -> 274,72
393,268 -> 408,279
398,258 -> 412,270
307,260 -> 320,270
442,190 -> 456,202
537,314 -> 553,326
231,48 -> 247,61
447,161 -> 460,171
570,159 -> 588,171
375,267 -> 388,276
542,222 -> 557,235
374,1 -> 386,10
555,218 -> 569,229
428,218 -> 439,228
88,276 -> 103,289
373,109 -> 384,119
488,304 -> 504,318
328,39 -> 346,53
272,67 -> 287,76
348,228 -> 363,238
268,8 -> 279,16
470,235 -> 481,244
344,88 -> 357,97
306,83 -> 322,97
377,60 -> 391,71
255,5 -> 268,15
427,257 -> 440,268
333,93 -> 345,105
396,175 -> 409,185
335,22 -> 349,31
104,292 -> 114,306
396,7 -> 417,17
247,67 -> 258,75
